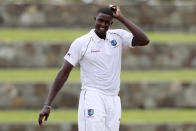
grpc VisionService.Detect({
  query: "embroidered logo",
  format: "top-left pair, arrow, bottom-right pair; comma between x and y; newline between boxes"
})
111,40 -> 117,46
88,109 -> 94,117
67,53 -> 71,56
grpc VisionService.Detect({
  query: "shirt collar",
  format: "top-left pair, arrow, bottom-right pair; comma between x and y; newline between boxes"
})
90,29 -> 109,43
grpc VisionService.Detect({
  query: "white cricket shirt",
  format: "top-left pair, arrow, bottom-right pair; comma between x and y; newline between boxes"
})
64,29 -> 133,95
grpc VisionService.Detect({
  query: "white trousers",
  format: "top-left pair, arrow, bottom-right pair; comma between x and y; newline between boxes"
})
78,89 -> 121,131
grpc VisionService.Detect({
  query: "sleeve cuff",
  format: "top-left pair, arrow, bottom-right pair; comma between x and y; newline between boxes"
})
64,56 -> 76,67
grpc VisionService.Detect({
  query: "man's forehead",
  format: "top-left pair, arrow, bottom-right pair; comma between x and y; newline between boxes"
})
96,12 -> 113,19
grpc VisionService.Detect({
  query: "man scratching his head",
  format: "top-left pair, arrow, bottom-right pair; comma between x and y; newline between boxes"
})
38,5 -> 149,131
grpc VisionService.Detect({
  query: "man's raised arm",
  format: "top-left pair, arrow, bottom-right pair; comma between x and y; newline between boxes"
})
110,5 -> 150,46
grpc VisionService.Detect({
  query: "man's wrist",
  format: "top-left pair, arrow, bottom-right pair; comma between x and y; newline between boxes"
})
117,15 -> 125,22
43,104 -> 51,109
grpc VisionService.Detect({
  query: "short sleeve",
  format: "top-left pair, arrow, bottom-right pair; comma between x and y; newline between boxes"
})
117,29 -> 134,48
64,39 -> 82,67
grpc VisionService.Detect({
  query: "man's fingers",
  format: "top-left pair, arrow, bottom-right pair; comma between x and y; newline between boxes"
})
44,114 -> 49,121
38,114 -> 44,126
109,5 -> 117,11
109,4 -> 113,8
38,108 -> 50,126
109,4 -> 116,8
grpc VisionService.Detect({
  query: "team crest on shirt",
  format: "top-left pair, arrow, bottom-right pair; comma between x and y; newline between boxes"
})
87,109 -> 94,118
111,40 -> 117,46
111,40 -> 119,48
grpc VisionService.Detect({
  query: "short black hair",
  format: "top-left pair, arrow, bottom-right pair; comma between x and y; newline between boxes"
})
96,7 -> 113,17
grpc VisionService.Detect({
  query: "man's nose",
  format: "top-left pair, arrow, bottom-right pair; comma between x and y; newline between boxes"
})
101,21 -> 108,27
101,22 -> 106,26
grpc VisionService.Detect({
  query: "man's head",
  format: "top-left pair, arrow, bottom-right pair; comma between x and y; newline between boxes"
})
94,7 -> 113,35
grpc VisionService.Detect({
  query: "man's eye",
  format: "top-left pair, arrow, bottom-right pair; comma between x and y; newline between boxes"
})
98,19 -> 103,22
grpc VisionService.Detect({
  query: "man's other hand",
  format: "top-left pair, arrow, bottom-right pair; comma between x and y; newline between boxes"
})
38,106 -> 50,126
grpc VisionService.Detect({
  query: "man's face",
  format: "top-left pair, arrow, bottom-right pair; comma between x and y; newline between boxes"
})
94,12 -> 113,35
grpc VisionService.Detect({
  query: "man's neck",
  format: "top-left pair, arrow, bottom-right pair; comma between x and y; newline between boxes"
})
95,30 -> 106,40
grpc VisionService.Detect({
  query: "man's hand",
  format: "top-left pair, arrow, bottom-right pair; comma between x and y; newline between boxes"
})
109,5 -> 121,19
38,105 -> 51,126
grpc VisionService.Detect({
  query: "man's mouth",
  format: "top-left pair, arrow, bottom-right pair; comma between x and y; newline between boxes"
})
100,27 -> 106,32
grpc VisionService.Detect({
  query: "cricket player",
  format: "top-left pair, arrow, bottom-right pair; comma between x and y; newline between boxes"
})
38,5 -> 149,131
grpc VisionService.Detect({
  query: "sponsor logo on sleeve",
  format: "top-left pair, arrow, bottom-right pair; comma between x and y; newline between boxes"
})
67,53 -> 71,56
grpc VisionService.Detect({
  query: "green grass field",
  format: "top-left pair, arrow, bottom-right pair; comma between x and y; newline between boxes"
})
0,109 -> 196,123
0,29 -> 196,43
0,68 -> 196,82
